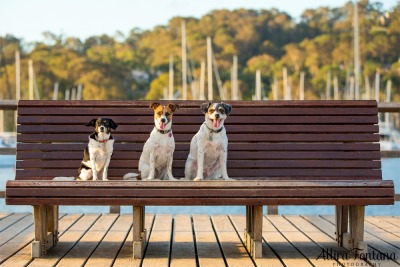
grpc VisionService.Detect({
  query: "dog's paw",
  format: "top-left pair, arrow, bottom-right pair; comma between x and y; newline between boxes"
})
193,177 -> 203,181
145,177 -> 154,181
223,177 -> 235,180
168,176 -> 177,181
102,178 -> 109,181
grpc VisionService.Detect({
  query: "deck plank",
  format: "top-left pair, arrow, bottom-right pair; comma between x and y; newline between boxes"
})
0,213 -> 12,220
229,214 -> 284,267
285,215 -> 367,266
55,213 -> 118,267
113,213 -> 154,267
141,214 -> 172,267
193,214 -> 225,267
0,214 -> 53,264
85,214 -> 133,267
367,217 -> 400,236
321,215 -> 400,267
268,215 -> 338,267
2,214 -> 82,267
170,214 -> 196,267
264,215 -> 313,267
211,214 -> 255,267
0,214 -> 33,246
0,213 -> 30,232
27,214 -> 101,267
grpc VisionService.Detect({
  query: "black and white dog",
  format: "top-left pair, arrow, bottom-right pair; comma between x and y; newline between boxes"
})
54,118 -> 118,181
184,102 -> 233,181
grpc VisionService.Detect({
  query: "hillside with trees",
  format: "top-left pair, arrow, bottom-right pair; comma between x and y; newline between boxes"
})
0,0 -> 399,101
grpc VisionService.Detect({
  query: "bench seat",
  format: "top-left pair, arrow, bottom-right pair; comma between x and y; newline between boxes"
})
6,180 -> 394,206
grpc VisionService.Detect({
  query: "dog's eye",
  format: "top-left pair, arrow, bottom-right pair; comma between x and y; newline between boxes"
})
165,112 -> 171,117
208,109 -> 215,113
157,112 -> 162,116
219,109 -> 225,114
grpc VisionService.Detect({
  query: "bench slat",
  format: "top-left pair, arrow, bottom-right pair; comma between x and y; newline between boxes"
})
16,143 -> 381,152
17,106 -> 379,115
7,187 -> 393,198
17,124 -> 379,133
17,151 -> 382,160
16,133 -> 380,142
18,115 -> 379,124
16,100 -> 379,107
15,169 -> 382,179
6,197 -> 394,206
16,159 -> 381,169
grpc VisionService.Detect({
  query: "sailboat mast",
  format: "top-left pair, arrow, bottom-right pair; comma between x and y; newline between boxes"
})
354,0 -> 361,100
207,37 -> 213,100
169,55 -> 174,100
181,21 -> 187,100
28,60 -> 34,100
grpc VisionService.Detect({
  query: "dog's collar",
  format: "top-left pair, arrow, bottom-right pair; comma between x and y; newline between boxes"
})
97,139 -> 108,143
156,128 -> 172,135
204,122 -> 224,133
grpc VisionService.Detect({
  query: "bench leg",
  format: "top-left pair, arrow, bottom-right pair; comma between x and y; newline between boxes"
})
47,205 -> 59,246
244,205 -> 263,258
335,205 -> 348,246
32,205 -> 59,258
336,205 -> 367,255
349,205 -> 367,255
132,206 -> 147,259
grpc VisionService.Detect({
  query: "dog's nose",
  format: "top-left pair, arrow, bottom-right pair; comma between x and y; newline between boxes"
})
99,126 -> 105,132
161,118 -> 166,123
215,114 -> 220,119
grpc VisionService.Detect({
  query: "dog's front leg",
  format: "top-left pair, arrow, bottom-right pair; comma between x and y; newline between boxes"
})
220,148 -> 232,180
194,148 -> 205,181
102,154 -> 111,181
145,151 -> 156,180
166,152 -> 176,180
91,156 -> 98,181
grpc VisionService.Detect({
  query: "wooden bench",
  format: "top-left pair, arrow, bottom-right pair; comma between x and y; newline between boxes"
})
5,100 -> 394,258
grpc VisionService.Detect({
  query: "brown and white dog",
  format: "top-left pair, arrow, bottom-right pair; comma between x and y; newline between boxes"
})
54,118 -> 118,181
184,102 -> 232,181
123,102 -> 179,180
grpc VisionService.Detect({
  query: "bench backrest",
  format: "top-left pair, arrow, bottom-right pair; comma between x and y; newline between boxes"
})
15,100 -> 381,181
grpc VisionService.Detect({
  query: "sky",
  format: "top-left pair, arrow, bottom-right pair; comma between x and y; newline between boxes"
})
0,0 -> 397,42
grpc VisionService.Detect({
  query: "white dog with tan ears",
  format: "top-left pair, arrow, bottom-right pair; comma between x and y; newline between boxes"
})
123,102 -> 179,181
185,102 -> 233,181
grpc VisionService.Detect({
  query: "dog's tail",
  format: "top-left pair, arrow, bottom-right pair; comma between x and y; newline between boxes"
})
53,177 -> 75,181
123,173 -> 140,180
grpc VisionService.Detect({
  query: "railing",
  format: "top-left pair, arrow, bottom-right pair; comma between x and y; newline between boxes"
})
1,100 -> 399,206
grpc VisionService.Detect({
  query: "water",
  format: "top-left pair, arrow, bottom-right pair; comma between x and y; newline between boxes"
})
1,155 -> 399,215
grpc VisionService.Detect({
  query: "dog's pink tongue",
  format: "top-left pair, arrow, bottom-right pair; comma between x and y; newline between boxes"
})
160,123 -> 166,130
213,119 -> 220,128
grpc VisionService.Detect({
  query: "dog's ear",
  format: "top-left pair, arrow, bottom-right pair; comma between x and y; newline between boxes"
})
201,102 -> 212,114
221,102 -> 232,116
109,119 -> 118,130
85,118 -> 97,127
168,103 -> 179,113
150,102 -> 161,110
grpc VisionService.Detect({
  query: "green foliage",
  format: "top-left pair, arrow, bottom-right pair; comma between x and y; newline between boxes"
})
0,1 -> 399,101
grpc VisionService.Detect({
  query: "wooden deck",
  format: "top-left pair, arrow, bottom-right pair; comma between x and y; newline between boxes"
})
0,213 -> 399,267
